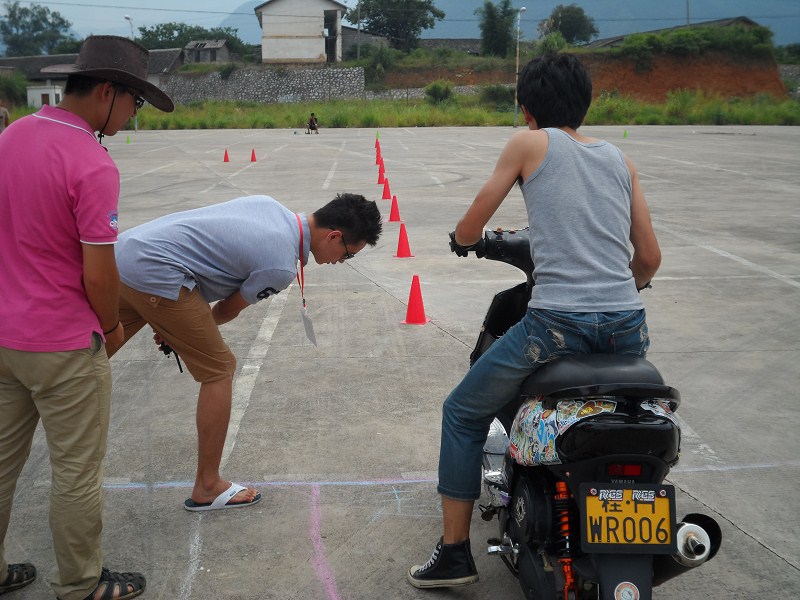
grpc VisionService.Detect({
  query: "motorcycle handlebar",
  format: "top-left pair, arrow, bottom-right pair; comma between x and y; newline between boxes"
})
450,229 -> 650,292
450,229 -> 534,278
449,231 -> 486,258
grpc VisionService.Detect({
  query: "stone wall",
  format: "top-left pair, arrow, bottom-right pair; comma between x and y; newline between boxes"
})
159,66 -> 365,105
779,64 -> 800,99
365,84 -> 504,101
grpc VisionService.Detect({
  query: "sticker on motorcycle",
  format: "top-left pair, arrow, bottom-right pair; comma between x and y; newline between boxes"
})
614,581 -> 640,600
509,398 -> 617,465
640,399 -> 679,425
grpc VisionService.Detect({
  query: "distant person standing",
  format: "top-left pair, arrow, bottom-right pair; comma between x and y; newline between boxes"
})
0,35 -> 173,600
0,101 -> 9,134
306,112 -> 319,134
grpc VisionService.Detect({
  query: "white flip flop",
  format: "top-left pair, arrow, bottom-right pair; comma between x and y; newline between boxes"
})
183,482 -> 262,512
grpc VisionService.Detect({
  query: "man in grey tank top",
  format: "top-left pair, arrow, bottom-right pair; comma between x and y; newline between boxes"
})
409,54 -> 662,588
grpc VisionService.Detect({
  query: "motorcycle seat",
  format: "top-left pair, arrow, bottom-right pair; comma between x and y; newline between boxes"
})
520,354 -> 680,402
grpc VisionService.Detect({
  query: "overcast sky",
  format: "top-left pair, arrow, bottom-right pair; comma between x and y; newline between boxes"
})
11,0 -> 263,41
5,0 -> 799,47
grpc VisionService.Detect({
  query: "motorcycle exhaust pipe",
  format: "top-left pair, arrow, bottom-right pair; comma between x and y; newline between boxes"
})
652,513 -> 722,586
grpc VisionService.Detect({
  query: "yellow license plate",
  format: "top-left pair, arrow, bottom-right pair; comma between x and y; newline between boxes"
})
580,483 -> 676,554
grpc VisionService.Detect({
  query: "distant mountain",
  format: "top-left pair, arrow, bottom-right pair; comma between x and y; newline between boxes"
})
423,0 -> 798,46
219,0 -> 798,47
220,1 -> 264,45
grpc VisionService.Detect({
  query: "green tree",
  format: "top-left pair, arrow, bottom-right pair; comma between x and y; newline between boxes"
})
346,0 -> 445,53
137,22 -> 250,60
537,3 -> 598,45
775,43 -> 800,64
51,37 -> 84,54
0,1 -> 76,56
476,0 -> 515,57
536,31 -> 568,56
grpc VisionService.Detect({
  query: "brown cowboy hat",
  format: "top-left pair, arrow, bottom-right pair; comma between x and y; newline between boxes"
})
41,35 -> 174,112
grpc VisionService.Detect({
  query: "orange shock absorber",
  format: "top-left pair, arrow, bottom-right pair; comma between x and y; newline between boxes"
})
555,480 -> 578,599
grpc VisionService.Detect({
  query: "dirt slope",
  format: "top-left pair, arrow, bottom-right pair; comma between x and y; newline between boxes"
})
384,52 -> 787,101
583,53 -> 787,101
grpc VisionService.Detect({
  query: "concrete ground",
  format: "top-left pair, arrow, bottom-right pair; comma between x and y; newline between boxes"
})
4,125 -> 799,599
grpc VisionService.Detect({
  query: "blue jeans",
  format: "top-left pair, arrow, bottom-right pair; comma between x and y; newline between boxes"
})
437,308 -> 650,501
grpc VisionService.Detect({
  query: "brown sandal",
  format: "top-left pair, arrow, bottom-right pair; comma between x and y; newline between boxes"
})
0,563 -> 36,595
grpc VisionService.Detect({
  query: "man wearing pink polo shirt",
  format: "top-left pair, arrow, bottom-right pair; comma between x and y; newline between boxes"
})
0,36 -> 173,600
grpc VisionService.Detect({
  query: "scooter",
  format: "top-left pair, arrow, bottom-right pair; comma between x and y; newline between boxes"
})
451,228 -> 721,600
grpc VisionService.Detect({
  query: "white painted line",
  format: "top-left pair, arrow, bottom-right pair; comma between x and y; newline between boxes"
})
323,160 -> 338,190
638,171 -> 678,184
179,528 -> 203,600
652,155 -> 791,183
659,224 -> 800,290
120,163 -> 177,181
179,291 -> 289,600
673,412 -> 723,467
200,164 -> 255,194
672,460 -> 800,474
221,291 -> 288,466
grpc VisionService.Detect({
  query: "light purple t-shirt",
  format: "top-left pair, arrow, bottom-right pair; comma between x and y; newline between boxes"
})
116,196 -> 309,305
0,105 -> 120,351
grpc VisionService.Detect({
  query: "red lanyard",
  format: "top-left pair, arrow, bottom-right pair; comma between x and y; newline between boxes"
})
295,213 -> 306,308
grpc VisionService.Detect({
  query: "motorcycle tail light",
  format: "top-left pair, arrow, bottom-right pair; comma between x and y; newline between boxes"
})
607,463 -> 642,477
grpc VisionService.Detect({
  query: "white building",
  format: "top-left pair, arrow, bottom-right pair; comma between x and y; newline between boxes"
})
254,0 -> 348,64
26,84 -> 63,108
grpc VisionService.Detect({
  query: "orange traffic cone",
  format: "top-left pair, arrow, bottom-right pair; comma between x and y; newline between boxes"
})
375,147 -> 381,165
382,178 -> 392,200
388,195 -> 401,222
403,275 -> 429,325
250,149 -> 257,162
223,149 -> 230,162
378,163 -> 385,184
395,223 -> 414,258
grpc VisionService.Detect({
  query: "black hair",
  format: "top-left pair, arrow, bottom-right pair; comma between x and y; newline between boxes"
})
64,74 -> 105,96
313,193 -> 382,246
516,53 -> 592,130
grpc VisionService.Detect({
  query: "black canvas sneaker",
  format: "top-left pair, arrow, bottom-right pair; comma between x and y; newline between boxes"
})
407,537 -> 479,588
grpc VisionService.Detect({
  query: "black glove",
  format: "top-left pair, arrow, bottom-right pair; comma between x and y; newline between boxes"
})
449,231 -> 485,257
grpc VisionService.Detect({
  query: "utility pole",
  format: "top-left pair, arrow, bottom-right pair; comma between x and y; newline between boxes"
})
513,6 -> 527,128
356,1 -> 361,59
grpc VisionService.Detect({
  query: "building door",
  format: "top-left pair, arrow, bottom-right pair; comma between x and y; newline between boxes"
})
324,10 -> 338,62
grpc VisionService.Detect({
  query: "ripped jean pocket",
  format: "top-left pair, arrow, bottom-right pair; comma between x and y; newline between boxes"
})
610,317 -> 650,355
524,311 -> 589,365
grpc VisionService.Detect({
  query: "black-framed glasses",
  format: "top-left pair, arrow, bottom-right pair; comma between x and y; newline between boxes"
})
116,86 -> 145,110
341,236 -> 356,260
129,90 -> 146,110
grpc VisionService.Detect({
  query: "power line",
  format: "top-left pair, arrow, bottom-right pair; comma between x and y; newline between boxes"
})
8,2 -> 799,22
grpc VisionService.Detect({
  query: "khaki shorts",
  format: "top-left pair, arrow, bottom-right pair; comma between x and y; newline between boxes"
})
119,284 -> 236,383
